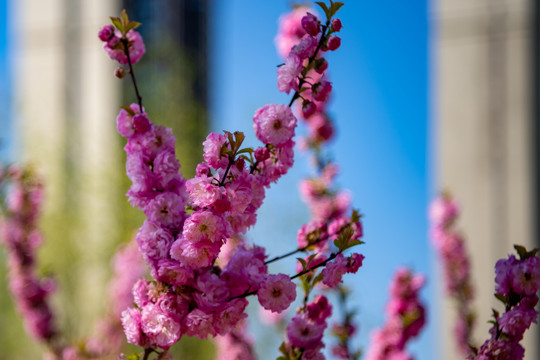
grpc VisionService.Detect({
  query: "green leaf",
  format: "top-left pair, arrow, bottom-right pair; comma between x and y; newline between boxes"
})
329,2 -> 345,18
297,257 -> 307,271
120,9 -> 129,26
514,244 -> 527,260
312,272 -> 323,286
125,21 -> 141,33
315,1 -> 330,19
110,17 -> 123,32
494,293 -> 507,305
351,208 -> 362,223
236,147 -> 253,155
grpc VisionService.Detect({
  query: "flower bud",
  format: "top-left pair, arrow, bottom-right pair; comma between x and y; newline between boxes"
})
133,113 -> 151,133
314,58 -> 328,74
301,13 -> 320,37
114,67 -> 125,79
312,80 -> 332,102
332,18 -> 342,32
98,25 -> 115,42
302,100 -> 317,119
327,36 -> 341,51
254,147 -> 270,162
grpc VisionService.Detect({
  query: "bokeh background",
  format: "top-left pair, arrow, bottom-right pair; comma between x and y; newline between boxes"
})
0,0 -> 538,359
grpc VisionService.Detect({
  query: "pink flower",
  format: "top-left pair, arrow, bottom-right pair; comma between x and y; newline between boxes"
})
98,25 -> 114,41
117,103 -> 144,139
498,306 -> 538,340
185,309 -> 216,339
154,259 -> 194,287
182,210 -> 230,244
321,253 -> 348,287
203,132 -> 229,169
301,13 -> 320,36
257,274 -> 297,313
169,237 -> 221,269
286,313 -> 325,348
141,304 -> 182,349
144,192 -> 186,229
510,256 -> 540,296
253,104 -> 297,146
214,299 -> 248,336
121,308 -> 147,347
277,54 -> 303,94
275,7 -> 310,58
103,29 -> 145,65
136,220 -> 174,262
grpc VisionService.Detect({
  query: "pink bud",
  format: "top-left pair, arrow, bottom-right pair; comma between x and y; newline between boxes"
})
314,58 -> 328,74
254,147 -> 270,162
114,67 -> 125,79
327,36 -> 341,51
235,157 -> 246,171
98,25 -> 115,42
332,18 -> 342,32
302,100 -> 317,118
107,35 -> 121,49
301,13 -> 320,37
133,113 -> 151,133
312,81 -> 332,102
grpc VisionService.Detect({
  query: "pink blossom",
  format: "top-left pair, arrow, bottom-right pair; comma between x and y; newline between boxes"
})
185,309 -> 216,339
141,304 -> 181,349
193,272 -> 230,311
306,295 -> 332,324
277,54 -> 303,94
144,192 -> 186,229
253,104 -> 297,146
98,25 -> 114,41
116,103 -> 144,139
136,220 -> 174,262
286,313 -> 325,348
321,253 -> 348,287
214,299 -> 248,336
301,13 -> 320,36
203,132 -> 229,169
510,256 -> 540,296
103,29 -> 145,65
121,308 -> 147,347
498,306 -> 538,340
290,36 -> 318,60
169,237 -> 221,269
182,210 -> 230,244
154,259 -> 194,286
257,274 -> 297,313
275,7 -> 310,58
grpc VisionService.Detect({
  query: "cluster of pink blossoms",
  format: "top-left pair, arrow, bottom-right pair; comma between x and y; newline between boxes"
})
275,5 -> 341,147
365,268 -> 426,360
0,166 -> 57,344
429,194 -> 475,355
99,8 -> 312,352
470,246 -> 540,360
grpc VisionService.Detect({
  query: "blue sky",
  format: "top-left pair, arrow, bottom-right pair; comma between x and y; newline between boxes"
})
211,1 -> 434,358
0,0 -> 12,163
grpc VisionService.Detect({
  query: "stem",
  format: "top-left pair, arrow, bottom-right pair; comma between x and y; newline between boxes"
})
142,348 -> 154,360
265,235 -> 327,265
290,252 -> 337,280
219,158 -> 234,186
121,38 -> 143,112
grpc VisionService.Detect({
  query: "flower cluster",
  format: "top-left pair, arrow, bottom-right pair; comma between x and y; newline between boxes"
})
275,3 -> 341,148
0,166 -> 57,344
429,194 -> 475,355
365,268 -> 426,360
98,11 -> 145,66
470,245 -> 539,360
104,6 -> 309,353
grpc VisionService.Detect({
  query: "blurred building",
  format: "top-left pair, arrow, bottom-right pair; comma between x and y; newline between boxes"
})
3,0 -> 209,358
434,0 -> 539,358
